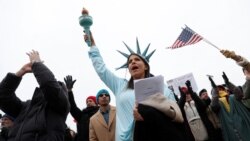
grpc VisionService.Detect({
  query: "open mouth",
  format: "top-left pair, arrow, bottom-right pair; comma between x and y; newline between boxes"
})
131,66 -> 139,70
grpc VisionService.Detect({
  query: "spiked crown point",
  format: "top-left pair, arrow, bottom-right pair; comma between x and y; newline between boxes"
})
116,38 -> 156,70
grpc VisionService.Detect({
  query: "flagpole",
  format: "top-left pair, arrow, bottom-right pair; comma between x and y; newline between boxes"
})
201,37 -> 221,51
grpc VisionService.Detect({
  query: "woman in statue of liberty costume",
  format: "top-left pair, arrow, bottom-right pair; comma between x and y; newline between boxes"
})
82,29 -> 191,141
81,7 -> 187,140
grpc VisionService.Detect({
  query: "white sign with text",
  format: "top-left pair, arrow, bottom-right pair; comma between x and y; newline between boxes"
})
167,73 -> 198,96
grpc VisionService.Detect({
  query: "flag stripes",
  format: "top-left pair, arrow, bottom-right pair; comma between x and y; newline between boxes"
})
167,26 -> 203,49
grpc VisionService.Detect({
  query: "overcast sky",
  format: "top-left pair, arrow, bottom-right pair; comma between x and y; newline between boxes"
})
1,0 -> 250,131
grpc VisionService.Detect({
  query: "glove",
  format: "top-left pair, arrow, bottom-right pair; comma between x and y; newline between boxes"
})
178,86 -> 186,98
220,49 -> 242,62
64,75 -> 76,91
220,49 -> 235,58
185,80 -> 194,94
222,71 -> 229,85
208,76 -> 217,88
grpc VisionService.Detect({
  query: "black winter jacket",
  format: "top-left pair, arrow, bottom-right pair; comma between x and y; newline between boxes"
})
68,91 -> 98,141
0,62 -> 70,141
0,127 -> 9,141
134,104 -> 189,141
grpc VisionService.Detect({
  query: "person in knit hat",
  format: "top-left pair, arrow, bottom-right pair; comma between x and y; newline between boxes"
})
95,89 -> 110,104
86,96 -> 97,107
208,74 -> 250,141
64,75 -> 99,141
2,114 -> 15,122
89,89 -> 116,141
0,114 -> 15,141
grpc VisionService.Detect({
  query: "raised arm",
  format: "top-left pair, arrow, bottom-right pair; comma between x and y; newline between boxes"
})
28,50 -> 69,115
0,51 -> 36,117
84,32 -> 127,95
208,76 -> 221,113
0,73 -> 23,118
186,80 -> 207,111
221,50 -> 250,105
222,72 -> 243,100
178,86 -> 186,108
64,75 -> 82,121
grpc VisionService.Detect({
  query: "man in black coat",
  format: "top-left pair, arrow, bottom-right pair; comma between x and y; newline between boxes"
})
0,114 -> 15,141
0,50 -> 70,141
64,75 -> 99,141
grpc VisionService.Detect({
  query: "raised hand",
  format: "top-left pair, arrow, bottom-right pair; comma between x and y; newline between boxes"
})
185,80 -> 191,88
220,49 -> 242,62
220,49 -> 233,58
16,50 -> 42,77
15,62 -> 32,77
83,31 -> 95,47
64,75 -> 76,91
26,50 -> 42,64
208,76 -> 217,88
185,80 -> 194,94
222,71 -> 229,85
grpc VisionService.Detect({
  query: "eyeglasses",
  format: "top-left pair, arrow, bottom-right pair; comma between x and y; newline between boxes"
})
99,94 -> 109,97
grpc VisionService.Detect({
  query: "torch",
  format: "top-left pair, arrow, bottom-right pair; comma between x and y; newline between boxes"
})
79,8 -> 93,47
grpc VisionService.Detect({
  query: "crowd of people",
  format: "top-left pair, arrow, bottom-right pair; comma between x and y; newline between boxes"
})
1,8 -> 250,141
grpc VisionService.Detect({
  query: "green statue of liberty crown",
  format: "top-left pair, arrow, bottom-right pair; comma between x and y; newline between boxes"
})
116,38 -> 156,70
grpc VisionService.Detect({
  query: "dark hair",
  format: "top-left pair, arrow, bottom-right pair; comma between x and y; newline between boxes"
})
199,89 -> 207,96
127,73 -> 154,89
127,54 -> 152,89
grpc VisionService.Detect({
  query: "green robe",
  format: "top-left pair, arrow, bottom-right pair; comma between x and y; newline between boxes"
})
218,95 -> 250,141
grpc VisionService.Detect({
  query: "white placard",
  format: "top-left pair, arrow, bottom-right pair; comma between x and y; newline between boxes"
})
167,73 -> 198,96
134,75 -> 164,103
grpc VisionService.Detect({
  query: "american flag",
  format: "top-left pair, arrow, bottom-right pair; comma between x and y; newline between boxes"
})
167,26 -> 203,49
